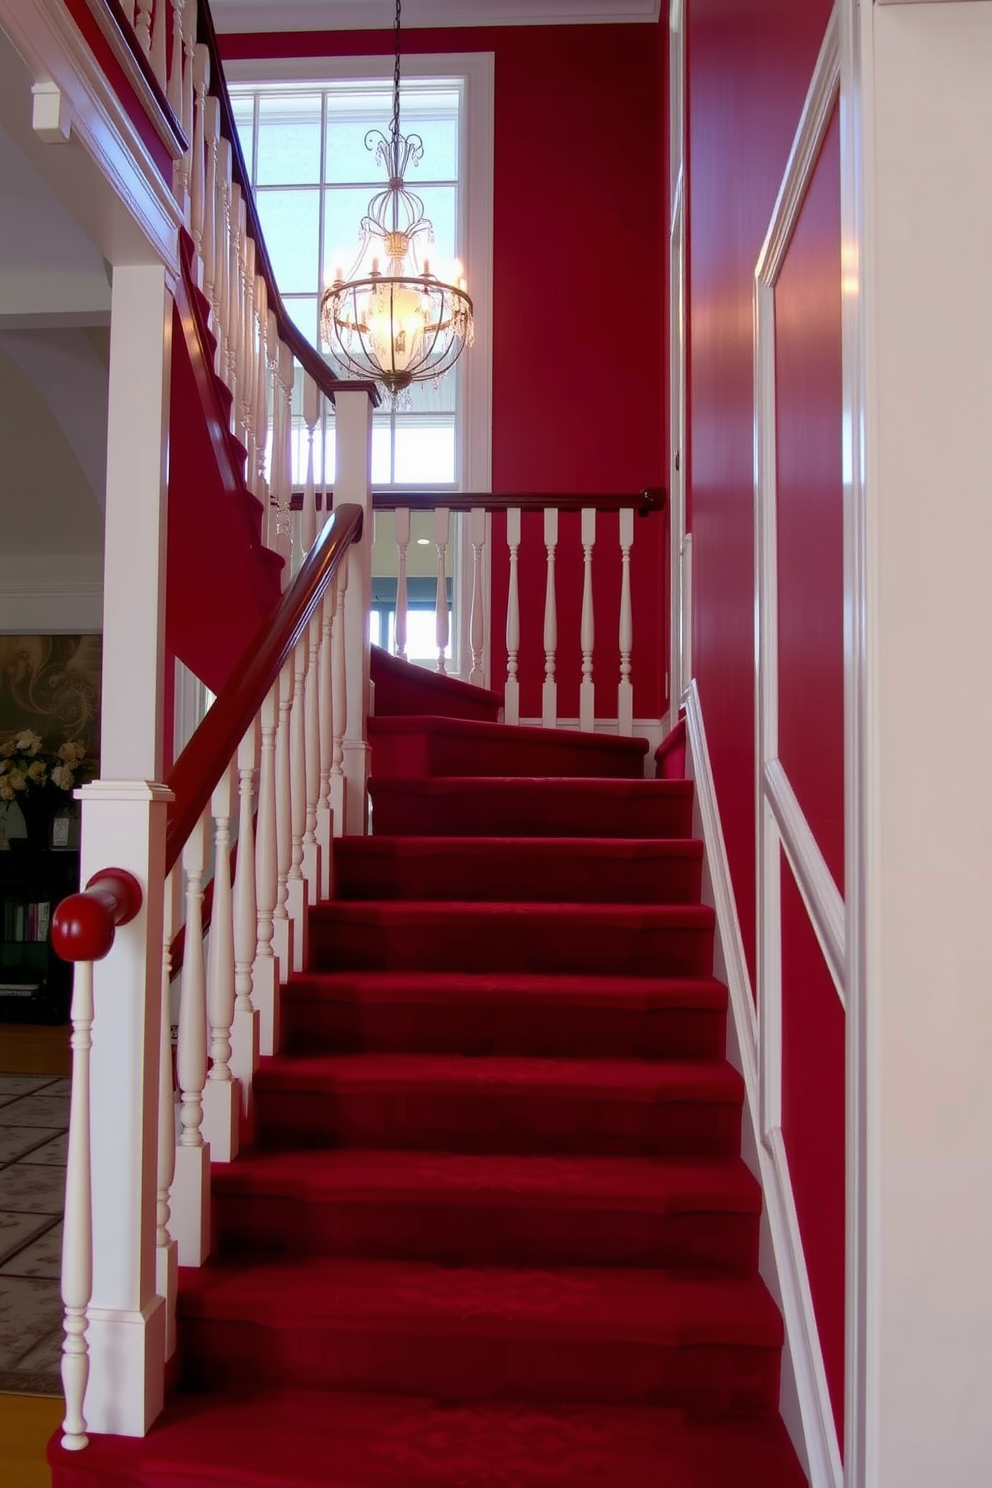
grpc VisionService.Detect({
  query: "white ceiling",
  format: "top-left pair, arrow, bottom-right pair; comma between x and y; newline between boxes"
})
210,0 -> 661,33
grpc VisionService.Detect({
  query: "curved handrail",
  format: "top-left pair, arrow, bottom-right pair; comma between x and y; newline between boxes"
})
194,1 -> 380,411
52,869 -> 143,964
165,502 -> 364,874
369,488 -> 667,517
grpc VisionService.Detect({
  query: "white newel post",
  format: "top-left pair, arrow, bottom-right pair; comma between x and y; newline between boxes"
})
434,507 -> 450,675
79,263 -> 172,1436
336,388 -> 373,833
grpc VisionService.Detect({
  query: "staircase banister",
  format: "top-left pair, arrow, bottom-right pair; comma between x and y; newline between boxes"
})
194,0 -> 380,411
82,0 -> 187,159
370,488 -> 667,517
165,502 -> 364,874
52,868 -> 143,964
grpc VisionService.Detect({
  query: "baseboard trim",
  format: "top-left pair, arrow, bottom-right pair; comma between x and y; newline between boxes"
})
683,679 -> 842,1488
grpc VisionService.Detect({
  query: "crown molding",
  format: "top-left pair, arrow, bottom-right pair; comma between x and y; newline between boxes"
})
210,0 -> 660,34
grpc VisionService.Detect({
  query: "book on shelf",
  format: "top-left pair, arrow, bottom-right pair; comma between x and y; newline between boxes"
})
0,982 -> 41,995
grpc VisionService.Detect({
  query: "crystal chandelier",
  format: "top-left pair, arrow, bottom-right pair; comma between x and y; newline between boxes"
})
319,0 -> 474,400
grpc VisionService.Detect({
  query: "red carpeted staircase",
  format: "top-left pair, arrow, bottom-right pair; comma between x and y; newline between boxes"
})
51,652 -> 806,1487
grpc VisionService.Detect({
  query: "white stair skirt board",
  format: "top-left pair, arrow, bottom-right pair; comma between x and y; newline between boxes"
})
683,680 -> 842,1488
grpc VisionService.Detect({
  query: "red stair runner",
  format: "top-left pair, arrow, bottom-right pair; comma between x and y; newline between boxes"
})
51,656 -> 806,1487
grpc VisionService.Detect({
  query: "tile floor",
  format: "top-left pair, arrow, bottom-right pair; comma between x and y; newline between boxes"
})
0,1072 -> 68,1396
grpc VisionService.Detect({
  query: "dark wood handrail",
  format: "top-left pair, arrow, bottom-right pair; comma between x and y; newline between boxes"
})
195,1 -> 380,411
52,869 -> 143,965
165,503 -> 364,875
83,0 -> 188,157
369,488 -> 667,517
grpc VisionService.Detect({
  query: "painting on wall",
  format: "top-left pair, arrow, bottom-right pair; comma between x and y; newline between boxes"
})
0,636 -> 102,847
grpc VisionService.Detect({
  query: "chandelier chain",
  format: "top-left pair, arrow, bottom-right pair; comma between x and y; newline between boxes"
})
391,0 -> 402,158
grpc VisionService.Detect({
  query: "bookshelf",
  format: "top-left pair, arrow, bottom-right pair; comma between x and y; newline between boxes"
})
0,843 -> 79,1024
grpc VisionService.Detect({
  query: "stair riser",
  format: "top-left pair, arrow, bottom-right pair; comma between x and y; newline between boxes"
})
214,1194 -> 759,1273
282,998 -> 727,1060
253,1087 -> 742,1158
369,790 -> 694,839
334,851 -> 703,905
179,1320 -> 781,1412
308,917 -> 715,977
369,730 -> 646,781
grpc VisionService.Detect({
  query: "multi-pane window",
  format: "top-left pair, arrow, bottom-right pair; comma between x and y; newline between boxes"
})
230,79 -> 464,492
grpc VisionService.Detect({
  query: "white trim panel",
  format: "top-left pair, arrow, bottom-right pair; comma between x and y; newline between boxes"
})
684,680 -> 843,1488
212,0 -> 661,33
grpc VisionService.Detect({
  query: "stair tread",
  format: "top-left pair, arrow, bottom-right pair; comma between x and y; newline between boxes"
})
54,1389 -> 807,1487
285,970 -> 728,1007
369,713 -> 650,756
312,900 -> 716,926
179,1255 -> 783,1345
371,775 -> 694,795
255,1051 -> 744,1102
213,1147 -> 761,1213
341,834 -> 705,858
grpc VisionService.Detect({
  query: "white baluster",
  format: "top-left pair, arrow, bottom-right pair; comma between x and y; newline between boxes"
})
434,506 -> 450,675
227,184 -> 244,423
317,582 -> 335,897
542,507 -> 559,728
505,507 -> 521,726
470,506 -> 487,688
302,373 -> 319,556
241,234 -> 257,482
618,507 -> 635,736
150,0 -> 168,91
254,277 -> 270,497
190,44 -> 209,263
134,1 -> 152,56
232,723 -> 260,1104
122,1 -> 138,30
303,612 -> 322,899
330,556 -> 349,837
167,0 -> 185,206
273,657 -> 296,980
157,870 -> 179,1361
276,342 -> 295,575
201,90 -> 219,306
203,763 -> 239,1163
395,506 -> 410,660
253,683 -> 280,1054
213,136 -> 232,381
60,960 -> 94,1451
287,637 -> 310,972
580,507 -> 596,733
171,812 -> 210,1266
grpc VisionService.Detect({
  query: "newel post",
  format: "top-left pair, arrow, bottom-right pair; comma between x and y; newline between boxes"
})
334,387 -> 373,833
78,263 -> 173,1435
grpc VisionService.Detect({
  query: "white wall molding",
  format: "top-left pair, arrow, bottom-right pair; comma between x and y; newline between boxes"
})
764,759 -> 846,1006
684,679 -> 842,1488
0,0 -> 182,278
0,556 -> 103,633
211,0 -> 660,35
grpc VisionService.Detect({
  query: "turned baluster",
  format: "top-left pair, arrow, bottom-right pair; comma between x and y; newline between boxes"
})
253,684 -> 279,1054
434,506 -> 450,675
330,557 -> 349,837
395,506 -> 410,660
202,764 -> 239,1163
240,234 -> 257,478
156,869 -> 179,1361
276,342 -> 295,575
579,507 -> 597,733
226,185 -> 244,424
173,812 -> 210,1265
134,1 -> 152,57
231,724 -> 260,1104
272,658 -> 295,981
59,960 -> 94,1451
303,613 -> 322,899
167,0 -> 185,204
317,582 -> 335,897
505,507 -> 521,725
542,507 -> 559,728
150,0 -> 168,92
213,136 -> 232,381
287,639 -> 309,971
190,45 -> 210,263
301,373 -> 319,557
618,507 -> 635,736
470,506 -> 487,688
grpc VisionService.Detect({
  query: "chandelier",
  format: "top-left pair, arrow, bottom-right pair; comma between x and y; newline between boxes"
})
319,0 -> 474,399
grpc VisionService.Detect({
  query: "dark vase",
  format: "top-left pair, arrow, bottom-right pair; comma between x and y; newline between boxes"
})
15,787 -> 58,849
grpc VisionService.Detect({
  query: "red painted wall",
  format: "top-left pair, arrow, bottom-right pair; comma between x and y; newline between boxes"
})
222,24 -> 666,721
686,0 -> 845,1438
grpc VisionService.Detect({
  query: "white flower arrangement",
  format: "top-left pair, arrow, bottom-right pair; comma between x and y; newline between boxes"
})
0,731 -> 91,802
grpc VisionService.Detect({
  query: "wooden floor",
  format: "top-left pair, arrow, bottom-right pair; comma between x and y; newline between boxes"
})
1,1024 -> 68,1486
0,1394 -> 62,1488
0,1026 -> 70,1077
